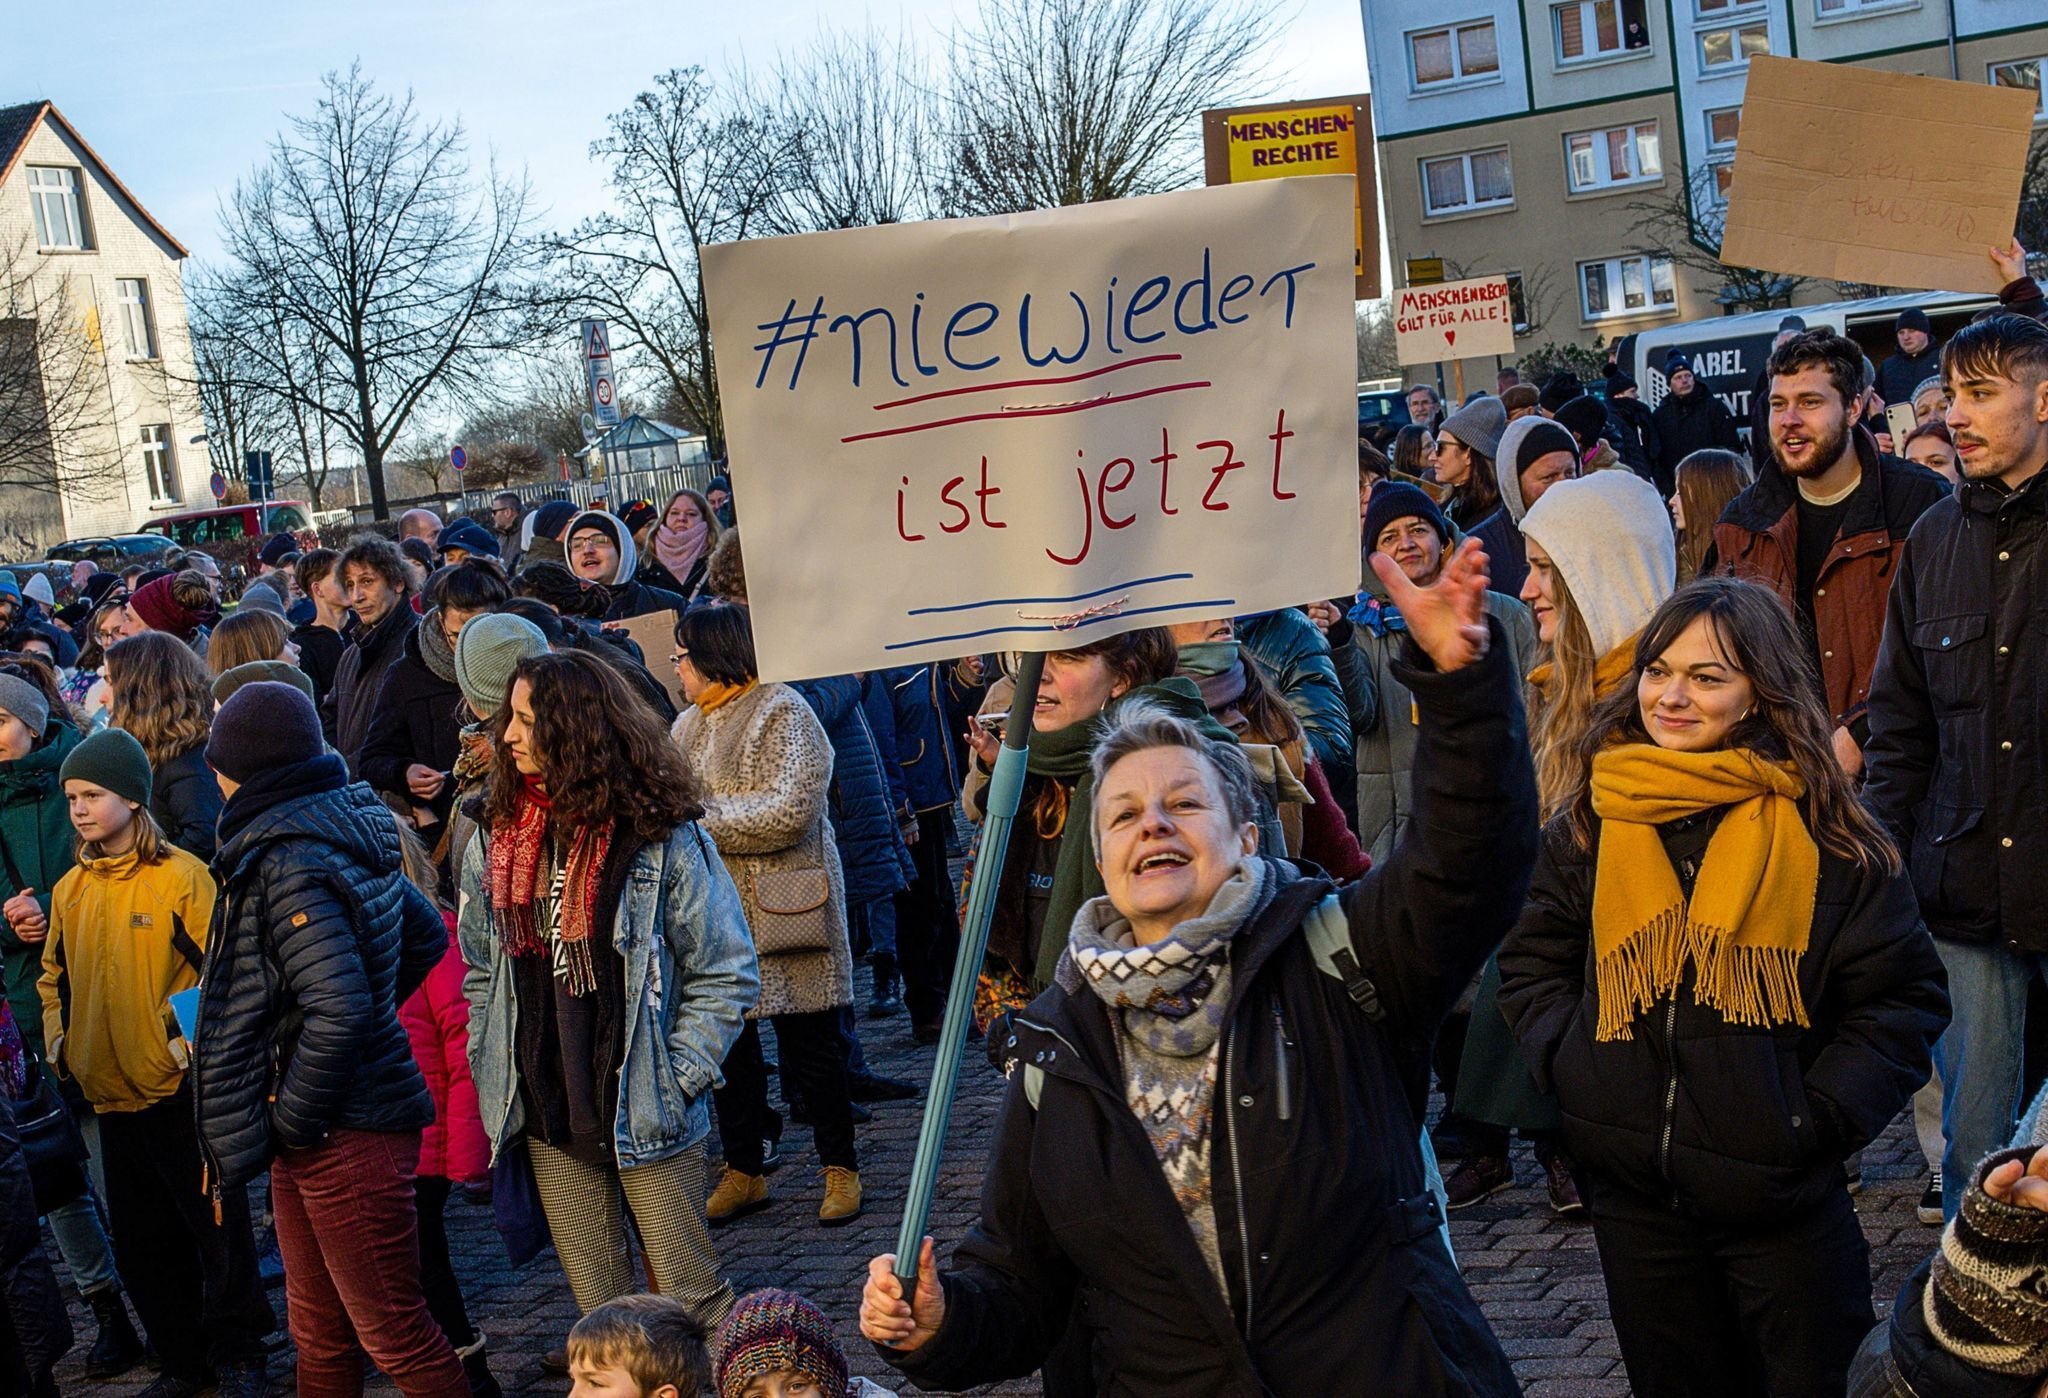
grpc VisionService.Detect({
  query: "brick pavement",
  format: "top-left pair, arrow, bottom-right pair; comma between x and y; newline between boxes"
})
44,1007 -> 1942,1395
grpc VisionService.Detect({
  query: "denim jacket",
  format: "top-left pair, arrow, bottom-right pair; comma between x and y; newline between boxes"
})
458,819 -> 759,1170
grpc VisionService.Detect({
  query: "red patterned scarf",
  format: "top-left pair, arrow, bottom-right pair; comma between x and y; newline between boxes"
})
487,775 -> 612,994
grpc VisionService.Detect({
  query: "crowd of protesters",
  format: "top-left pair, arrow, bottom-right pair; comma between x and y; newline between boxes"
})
0,241 -> 2045,1398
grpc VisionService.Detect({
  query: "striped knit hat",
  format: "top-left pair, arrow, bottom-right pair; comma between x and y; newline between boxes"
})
715,1289 -> 849,1398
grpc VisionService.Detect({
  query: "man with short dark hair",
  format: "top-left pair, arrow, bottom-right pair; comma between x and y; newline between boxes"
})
1876,307 -> 1943,407
1605,371 -> 1663,489
489,492 -> 524,572
1495,366 -> 1520,396
326,536 -> 417,773
1748,315 -> 1809,469
1405,383 -> 1441,430
1866,314 -> 2048,1219
290,548 -> 350,738
1713,329 -> 1947,773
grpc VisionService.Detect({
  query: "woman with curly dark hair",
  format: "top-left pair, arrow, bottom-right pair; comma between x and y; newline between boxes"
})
458,650 -> 757,1334
105,632 -> 222,860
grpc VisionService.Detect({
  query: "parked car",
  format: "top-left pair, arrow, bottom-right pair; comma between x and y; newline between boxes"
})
139,501 -> 318,571
1357,384 -> 1410,449
44,533 -> 177,566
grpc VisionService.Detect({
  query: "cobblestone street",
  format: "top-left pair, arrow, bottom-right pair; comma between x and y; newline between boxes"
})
47,998 -> 1939,1395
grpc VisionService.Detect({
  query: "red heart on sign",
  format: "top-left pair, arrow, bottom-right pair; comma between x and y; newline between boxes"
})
1445,330 -> 1457,346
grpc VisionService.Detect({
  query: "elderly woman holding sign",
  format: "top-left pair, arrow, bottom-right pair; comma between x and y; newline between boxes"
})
861,538 -> 1535,1396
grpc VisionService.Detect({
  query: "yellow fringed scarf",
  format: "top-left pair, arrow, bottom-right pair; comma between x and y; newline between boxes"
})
1589,744 -> 1820,1042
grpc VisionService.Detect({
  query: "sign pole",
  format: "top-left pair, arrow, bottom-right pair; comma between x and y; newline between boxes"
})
896,649 -> 1046,1284
1452,358 -> 1466,406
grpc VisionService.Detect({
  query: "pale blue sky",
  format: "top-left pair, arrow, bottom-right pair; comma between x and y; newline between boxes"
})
2,0 -> 1371,267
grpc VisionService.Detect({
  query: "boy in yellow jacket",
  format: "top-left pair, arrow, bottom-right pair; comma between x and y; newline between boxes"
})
39,728 -> 273,1397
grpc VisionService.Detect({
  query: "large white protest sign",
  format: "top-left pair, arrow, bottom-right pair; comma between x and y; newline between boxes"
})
700,176 -> 1358,682
1394,276 -> 1516,366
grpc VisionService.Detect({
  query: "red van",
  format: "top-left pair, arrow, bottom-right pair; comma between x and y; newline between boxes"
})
140,501 -> 318,570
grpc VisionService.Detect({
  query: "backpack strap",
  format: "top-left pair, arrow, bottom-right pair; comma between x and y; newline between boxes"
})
1301,893 -> 1386,1023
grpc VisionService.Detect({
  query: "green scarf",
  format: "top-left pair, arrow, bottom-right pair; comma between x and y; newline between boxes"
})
1027,677 -> 1239,990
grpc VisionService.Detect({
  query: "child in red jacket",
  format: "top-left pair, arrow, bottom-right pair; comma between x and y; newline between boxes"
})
395,819 -> 498,1397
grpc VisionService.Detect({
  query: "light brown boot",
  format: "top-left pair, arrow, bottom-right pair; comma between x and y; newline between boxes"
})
706,1166 -> 769,1224
819,1166 -> 863,1226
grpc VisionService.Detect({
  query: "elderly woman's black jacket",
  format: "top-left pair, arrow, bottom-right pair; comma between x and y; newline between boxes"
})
883,626 -> 1536,1397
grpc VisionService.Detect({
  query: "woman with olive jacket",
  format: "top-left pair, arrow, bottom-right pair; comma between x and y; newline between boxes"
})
1497,577 -> 1949,1398
862,541 -> 1533,1397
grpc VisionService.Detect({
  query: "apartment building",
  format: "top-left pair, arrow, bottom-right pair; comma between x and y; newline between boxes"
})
1360,1 -> 2048,349
0,100 -> 212,553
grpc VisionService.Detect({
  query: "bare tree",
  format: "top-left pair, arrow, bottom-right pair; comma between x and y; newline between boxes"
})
550,68 -> 789,459
214,65 -> 544,519
2016,133 -> 2048,270
754,27 -> 938,233
936,0 -> 1279,216
1624,166 -> 1812,314
1355,303 -> 1398,381
0,235 -> 128,509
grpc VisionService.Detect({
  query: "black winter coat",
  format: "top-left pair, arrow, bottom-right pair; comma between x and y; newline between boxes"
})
877,663 -> 982,814
1875,343 -> 1941,407
885,628 -> 1536,1397
290,621 -> 348,740
153,745 -> 224,862
1654,386 -> 1743,485
195,770 -> 447,1187
1236,607 -> 1353,794
1498,807 -> 1948,1224
1865,469 -> 2048,949
1608,395 -> 1664,492
328,602 -> 416,777
602,578 -> 687,623
357,626 -> 464,832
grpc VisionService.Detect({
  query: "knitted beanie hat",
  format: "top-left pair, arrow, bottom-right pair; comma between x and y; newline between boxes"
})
1497,418 -> 1579,523
454,613 -> 549,717
715,1289 -> 849,1398
127,575 -> 202,638
22,574 -> 53,607
258,533 -> 298,567
212,659 -> 316,707
0,575 -> 19,603
0,671 -> 50,740
1362,480 -> 1450,550
1436,395 -> 1506,463
59,728 -> 152,809
1554,396 -> 1610,453
1519,471 -> 1676,660
236,585 -> 286,618
205,681 -> 325,785
1538,371 -> 1583,415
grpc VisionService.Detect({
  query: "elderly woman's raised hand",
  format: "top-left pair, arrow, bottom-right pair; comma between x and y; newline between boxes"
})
861,1237 -> 946,1352
1369,535 -> 1491,672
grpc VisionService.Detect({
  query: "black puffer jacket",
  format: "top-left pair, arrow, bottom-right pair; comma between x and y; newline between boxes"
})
152,744 -> 224,862
1499,806 -> 1948,1224
195,761 -> 447,1187
328,601 -> 417,776
357,622 -> 464,832
603,578 -> 687,623
1654,385 -> 1743,486
886,626 -> 1535,1397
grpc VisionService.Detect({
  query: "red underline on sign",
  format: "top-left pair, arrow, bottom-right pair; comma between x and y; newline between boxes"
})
869,353 -> 1185,411
840,380 -> 1213,444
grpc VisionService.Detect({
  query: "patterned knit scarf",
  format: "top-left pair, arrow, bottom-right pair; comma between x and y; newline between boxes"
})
1063,859 -> 1270,1056
487,775 -> 612,995
1589,744 -> 1819,1041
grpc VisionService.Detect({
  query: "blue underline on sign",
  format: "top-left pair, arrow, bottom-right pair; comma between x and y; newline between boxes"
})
906,574 -> 1196,617
885,599 -> 1238,651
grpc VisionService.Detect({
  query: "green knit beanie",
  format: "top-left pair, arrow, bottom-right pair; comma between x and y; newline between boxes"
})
59,728 -> 153,808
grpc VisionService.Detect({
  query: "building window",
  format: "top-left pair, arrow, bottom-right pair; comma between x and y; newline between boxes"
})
1710,163 -> 1736,204
1991,58 -> 2046,121
1580,254 -> 1677,321
26,167 -> 89,251
115,279 -> 156,360
1700,23 -> 1769,69
1816,0 -> 1915,14
1565,121 -> 1663,193
140,425 -> 178,505
1505,272 -> 1531,333
1705,107 -> 1741,150
1553,0 -> 1650,64
1421,148 -> 1514,217
1410,21 -> 1501,87
1695,0 -> 1751,11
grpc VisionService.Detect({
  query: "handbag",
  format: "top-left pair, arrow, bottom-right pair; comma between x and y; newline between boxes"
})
491,1138 -> 552,1270
14,1068 -> 88,1215
750,866 -> 835,955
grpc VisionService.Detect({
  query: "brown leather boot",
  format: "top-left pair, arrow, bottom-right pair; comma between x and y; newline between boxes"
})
819,1166 -> 863,1226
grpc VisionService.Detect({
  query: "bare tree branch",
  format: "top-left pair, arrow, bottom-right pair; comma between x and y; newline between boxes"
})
1623,166 -> 1814,314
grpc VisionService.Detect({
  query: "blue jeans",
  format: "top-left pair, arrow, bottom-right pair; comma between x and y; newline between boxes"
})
1934,938 -> 2047,1219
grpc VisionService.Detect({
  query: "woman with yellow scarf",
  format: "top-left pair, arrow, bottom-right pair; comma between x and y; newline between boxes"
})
1498,577 -> 1948,1398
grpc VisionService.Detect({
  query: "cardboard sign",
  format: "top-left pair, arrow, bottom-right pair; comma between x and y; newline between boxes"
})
611,609 -> 686,710
700,177 -> 1358,682
1720,56 -> 2036,294
1204,96 -> 1378,298
1393,276 -> 1516,366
